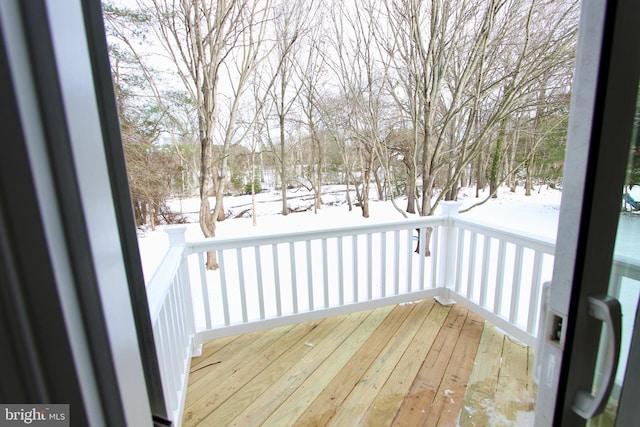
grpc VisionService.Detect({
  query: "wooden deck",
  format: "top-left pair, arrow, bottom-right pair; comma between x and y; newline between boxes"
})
182,299 -> 537,426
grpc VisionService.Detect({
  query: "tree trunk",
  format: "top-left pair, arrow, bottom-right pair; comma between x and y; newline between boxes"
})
374,167 -> 385,201
315,130 -> 323,212
403,149 -> 417,213
420,122 -> 432,216
525,153 -> 535,196
345,170 -> 353,211
361,171 -> 370,218
405,173 -> 417,214
414,227 -> 433,257
489,117 -> 508,198
475,151 -> 485,198
280,113 -> 289,216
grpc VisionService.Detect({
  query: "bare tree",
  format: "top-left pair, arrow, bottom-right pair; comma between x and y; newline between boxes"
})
105,4 -> 187,228
381,0 -> 578,215
327,0 -> 391,218
144,0 -> 277,268
263,0 -> 308,215
297,30 -> 328,213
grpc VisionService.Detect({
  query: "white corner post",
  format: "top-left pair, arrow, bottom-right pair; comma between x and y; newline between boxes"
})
165,224 -> 187,246
436,201 -> 462,305
164,225 -> 201,357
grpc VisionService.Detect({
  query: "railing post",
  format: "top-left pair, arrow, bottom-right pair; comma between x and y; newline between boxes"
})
436,201 -> 462,304
165,224 -> 187,246
165,225 -> 200,356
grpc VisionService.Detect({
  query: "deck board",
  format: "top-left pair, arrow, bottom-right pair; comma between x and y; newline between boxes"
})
392,304 -> 475,426
293,302 -> 417,426
458,323 -> 505,426
200,315 -> 346,425
182,298 -> 537,426
183,322 -> 318,425
261,305 -> 395,426
328,300 -> 437,426
228,309 -> 372,426
361,301 -> 450,426
492,336 -> 536,426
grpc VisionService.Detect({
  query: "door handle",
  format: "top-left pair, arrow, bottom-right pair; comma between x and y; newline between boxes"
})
571,295 -> 622,419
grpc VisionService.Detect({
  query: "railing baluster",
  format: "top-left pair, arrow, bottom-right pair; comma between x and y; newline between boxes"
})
236,248 -> 247,323
160,309 -> 177,411
467,231 -> 477,299
406,229 -> 413,292
609,260 -> 624,298
431,226 -> 439,289
175,275 -> 188,344
418,227 -> 426,290
494,240 -> 507,315
322,238 -> 329,308
380,232 -> 387,297
163,301 -> 178,383
290,242 -> 298,313
352,235 -> 359,302
170,281 -> 184,346
455,229 -> 465,293
219,251 -> 230,326
153,323 -> 171,414
272,244 -> 282,317
394,230 -> 400,295
306,240 -> 314,311
480,236 -> 491,307
367,233 -> 373,300
255,246 -> 265,320
198,252 -> 211,329
527,251 -> 543,334
509,245 -> 524,324
338,236 -> 344,305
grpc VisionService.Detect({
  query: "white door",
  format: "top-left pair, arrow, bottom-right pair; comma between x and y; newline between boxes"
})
534,0 -> 640,425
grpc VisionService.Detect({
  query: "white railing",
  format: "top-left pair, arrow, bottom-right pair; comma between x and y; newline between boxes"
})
178,202 -> 554,348
446,216 -> 556,345
186,216 -> 448,345
611,254 -> 640,294
146,228 -> 196,427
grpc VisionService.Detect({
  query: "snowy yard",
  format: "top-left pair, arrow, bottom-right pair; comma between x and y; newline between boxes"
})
138,185 -> 563,281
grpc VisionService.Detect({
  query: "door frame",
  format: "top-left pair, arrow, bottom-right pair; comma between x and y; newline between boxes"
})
535,0 -> 640,425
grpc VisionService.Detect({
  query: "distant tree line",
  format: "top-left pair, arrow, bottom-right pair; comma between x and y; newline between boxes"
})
104,0 -> 578,267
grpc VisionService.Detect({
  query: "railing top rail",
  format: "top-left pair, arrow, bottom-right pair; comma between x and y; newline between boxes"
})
612,254 -> 640,280
185,215 -> 447,253
453,217 -> 556,254
146,245 -> 185,322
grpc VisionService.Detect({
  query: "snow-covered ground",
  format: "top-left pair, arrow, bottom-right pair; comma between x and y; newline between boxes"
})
138,184 -> 563,281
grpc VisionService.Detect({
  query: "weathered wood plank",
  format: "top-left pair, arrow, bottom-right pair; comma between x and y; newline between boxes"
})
227,309 -> 372,426
529,346 -> 538,399
261,305 -> 394,427
391,304 -> 469,426
292,303 -> 417,426
200,313 -> 350,425
361,302 -> 451,426
492,336 -> 535,426
328,300 -> 438,426
188,334 -> 238,381
187,325 -> 291,386
182,321 -> 319,426
458,323 -> 504,426
429,311 -> 484,427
